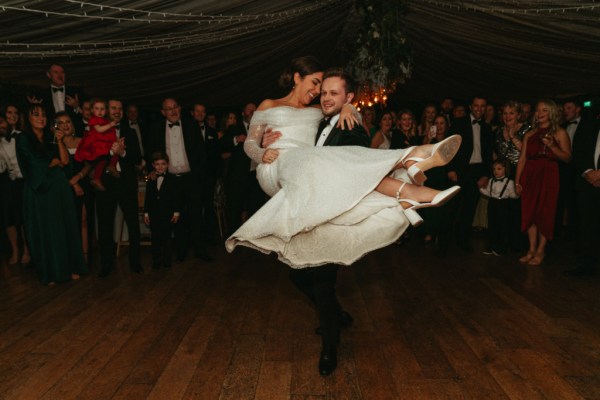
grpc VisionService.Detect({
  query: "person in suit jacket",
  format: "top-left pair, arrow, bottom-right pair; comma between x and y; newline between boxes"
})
557,99 -> 595,237
95,99 -> 143,277
564,121 -> 600,276
191,103 -> 220,243
126,104 -> 148,173
219,104 -> 257,234
447,95 -> 494,252
144,151 -> 180,268
27,64 -> 85,135
147,98 -> 211,262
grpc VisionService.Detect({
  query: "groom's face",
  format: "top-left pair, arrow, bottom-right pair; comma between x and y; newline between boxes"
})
320,77 -> 353,117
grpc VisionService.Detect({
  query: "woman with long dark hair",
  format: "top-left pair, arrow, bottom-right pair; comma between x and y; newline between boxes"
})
15,105 -> 87,284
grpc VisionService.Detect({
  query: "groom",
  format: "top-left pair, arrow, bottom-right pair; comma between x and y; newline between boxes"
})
264,68 -> 369,376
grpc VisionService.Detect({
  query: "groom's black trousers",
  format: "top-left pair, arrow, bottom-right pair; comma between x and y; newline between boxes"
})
289,264 -> 342,347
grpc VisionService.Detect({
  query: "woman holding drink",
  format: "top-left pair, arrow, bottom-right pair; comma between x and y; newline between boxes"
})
515,99 -> 571,266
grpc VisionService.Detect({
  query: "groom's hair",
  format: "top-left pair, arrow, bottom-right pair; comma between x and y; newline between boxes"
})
322,68 -> 356,95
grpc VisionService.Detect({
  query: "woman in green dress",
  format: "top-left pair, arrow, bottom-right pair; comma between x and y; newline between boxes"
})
15,105 -> 87,285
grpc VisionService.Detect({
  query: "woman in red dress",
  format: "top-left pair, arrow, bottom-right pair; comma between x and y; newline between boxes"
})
515,99 -> 571,265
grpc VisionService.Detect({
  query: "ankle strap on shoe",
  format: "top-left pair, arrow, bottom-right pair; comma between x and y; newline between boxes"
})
395,182 -> 407,203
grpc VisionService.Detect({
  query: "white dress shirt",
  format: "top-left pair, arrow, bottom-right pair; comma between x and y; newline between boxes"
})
0,131 -> 23,180
469,115 -> 482,164
51,85 -> 66,112
165,121 -> 191,175
479,176 -> 518,199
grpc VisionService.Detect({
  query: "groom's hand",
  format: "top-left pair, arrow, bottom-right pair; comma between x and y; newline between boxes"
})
262,128 -> 282,148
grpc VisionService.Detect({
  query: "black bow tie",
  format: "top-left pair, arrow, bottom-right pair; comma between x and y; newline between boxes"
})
52,86 -> 64,93
156,173 -> 165,178
168,121 -> 181,129
472,119 -> 481,125
493,177 -> 506,182
5,132 -> 17,142
318,118 -> 330,132
567,120 -> 578,125
130,121 -> 137,126
114,124 -> 120,130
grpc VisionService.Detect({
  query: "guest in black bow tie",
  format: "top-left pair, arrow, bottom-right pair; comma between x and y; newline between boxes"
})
144,151 -> 180,269
147,98 -> 212,262
447,95 -> 494,253
0,111 -> 31,265
479,160 -> 519,256
26,64 -> 86,135
556,99 -> 594,238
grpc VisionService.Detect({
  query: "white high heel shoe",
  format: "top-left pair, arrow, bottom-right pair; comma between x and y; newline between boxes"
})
396,183 -> 461,227
401,135 -> 462,186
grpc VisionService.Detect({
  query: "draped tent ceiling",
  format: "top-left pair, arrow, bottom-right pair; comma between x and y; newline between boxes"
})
1,0 -> 599,110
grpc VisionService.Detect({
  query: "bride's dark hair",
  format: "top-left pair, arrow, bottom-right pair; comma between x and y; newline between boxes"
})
278,56 -> 324,91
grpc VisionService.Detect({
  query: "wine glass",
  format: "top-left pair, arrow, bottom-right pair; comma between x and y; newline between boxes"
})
50,120 -> 60,144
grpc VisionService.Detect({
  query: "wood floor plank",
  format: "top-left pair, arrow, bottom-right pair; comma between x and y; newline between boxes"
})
1,236 -> 599,399
254,360 -> 292,400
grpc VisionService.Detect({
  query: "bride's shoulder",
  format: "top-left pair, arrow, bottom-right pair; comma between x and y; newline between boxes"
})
257,99 -> 279,111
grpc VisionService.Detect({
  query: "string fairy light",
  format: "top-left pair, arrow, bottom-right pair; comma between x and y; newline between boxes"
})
0,0 -> 347,58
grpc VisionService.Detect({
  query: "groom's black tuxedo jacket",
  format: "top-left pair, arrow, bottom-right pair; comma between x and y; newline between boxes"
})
316,119 -> 370,148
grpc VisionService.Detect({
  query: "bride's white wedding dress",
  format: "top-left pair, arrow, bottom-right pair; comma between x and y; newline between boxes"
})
225,106 -> 413,268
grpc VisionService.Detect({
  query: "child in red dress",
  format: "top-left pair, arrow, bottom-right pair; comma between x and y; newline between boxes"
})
74,98 -> 119,191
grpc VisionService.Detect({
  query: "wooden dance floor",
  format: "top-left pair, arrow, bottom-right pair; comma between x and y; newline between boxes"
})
1,235 -> 599,399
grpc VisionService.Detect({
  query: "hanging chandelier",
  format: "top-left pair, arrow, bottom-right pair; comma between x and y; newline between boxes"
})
347,0 -> 412,110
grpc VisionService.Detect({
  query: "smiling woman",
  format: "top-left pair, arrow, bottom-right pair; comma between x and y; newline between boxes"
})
226,57 -> 462,266
15,104 -> 87,285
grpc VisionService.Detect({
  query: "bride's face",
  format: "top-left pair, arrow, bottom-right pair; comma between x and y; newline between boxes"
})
294,72 -> 323,105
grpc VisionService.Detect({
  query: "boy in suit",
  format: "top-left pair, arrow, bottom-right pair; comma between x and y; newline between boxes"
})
144,151 -> 180,269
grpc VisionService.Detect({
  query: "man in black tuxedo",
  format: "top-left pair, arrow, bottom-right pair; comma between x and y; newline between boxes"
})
220,103 -> 257,234
126,104 -> 148,172
447,95 -> 494,252
191,103 -> 220,243
147,98 -> 211,262
264,68 -> 368,376
27,64 -> 85,135
564,121 -> 600,276
96,99 -> 143,277
558,99 -> 594,237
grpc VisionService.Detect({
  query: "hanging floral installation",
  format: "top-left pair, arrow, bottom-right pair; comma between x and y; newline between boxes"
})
346,0 -> 412,108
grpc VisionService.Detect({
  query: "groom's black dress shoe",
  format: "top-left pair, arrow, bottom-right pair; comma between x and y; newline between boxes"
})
315,311 -> 354,335
319,345 -> 337,376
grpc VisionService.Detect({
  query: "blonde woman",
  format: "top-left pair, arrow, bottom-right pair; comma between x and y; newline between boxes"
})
516,99 -> 571,265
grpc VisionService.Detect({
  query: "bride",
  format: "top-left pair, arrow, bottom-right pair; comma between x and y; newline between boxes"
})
225,57 -> 461,267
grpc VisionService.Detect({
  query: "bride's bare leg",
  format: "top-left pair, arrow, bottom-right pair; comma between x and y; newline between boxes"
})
376,176 -> 461,226
375,177 -> 438,207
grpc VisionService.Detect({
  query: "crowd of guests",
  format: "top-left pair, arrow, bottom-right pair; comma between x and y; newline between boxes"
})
363,96 -> 599,276
1,64 -> 599,285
